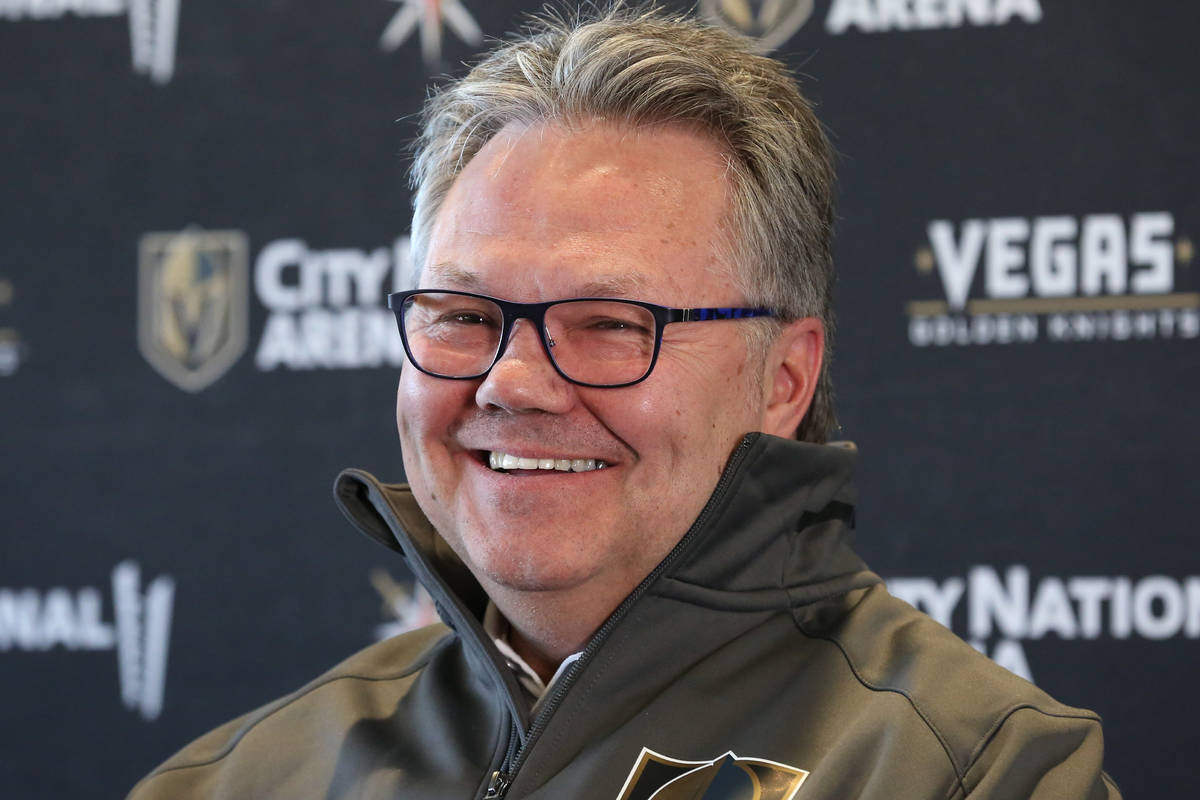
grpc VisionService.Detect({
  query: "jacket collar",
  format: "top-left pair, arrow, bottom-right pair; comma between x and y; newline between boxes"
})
334,432 -> 878,755
334,432 -> 871,633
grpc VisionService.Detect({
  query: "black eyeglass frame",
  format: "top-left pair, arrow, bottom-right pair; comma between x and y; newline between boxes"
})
387,289 -> 779,388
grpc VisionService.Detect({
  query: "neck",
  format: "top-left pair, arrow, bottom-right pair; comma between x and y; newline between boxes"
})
485,580 -> 632,684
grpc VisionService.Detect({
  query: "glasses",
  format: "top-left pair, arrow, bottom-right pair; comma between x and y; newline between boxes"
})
388,289 -> 778,388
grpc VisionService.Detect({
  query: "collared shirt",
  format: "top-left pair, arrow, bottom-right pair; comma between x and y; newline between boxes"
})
483,603 -> 582,710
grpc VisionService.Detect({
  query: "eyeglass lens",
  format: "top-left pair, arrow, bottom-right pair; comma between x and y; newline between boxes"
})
400,292 -> 658,386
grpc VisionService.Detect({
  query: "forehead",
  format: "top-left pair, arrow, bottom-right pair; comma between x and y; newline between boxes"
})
424,260 -> 656,298
422,119 -> 740,303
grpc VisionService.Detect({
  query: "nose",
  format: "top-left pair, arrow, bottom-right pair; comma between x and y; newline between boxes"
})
474,319 -> 575,414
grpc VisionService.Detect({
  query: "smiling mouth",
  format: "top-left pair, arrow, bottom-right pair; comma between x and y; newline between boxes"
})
486,451 -> 610,473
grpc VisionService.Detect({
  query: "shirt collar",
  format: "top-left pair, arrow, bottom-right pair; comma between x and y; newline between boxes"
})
484,602 -> 583,708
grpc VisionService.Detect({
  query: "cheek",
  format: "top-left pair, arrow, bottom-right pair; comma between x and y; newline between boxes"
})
625,373 -> 761,477
602,386 -> 709,475
395,373 -> 425,468
395,371 -> 420,439
395,372 -> 475,520
394,376 -> 426,496
394,371 -> 468,482
397,369 -> 464,435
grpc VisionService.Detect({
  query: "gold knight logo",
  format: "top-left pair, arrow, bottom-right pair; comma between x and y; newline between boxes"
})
138,229 -> 248,392
700,0 -> 815,52
615,748 -> 808,800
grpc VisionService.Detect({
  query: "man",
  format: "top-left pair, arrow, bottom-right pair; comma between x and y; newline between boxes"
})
130,5 -> 1120,799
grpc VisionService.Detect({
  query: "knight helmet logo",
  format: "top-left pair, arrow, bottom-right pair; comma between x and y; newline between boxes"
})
615,748 -> 809,800
700,0 -> 815,52
138,228 -> 249,392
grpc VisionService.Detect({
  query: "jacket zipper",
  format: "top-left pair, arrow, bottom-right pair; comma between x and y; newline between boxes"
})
484,719 -> 521,798
484,770 -> 511,799
479,435 -> 758,799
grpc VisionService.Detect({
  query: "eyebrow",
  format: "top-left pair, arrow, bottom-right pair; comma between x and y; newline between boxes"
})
424,262 -> 483,290
576,273 -> 652,298
423,262 -> 653,299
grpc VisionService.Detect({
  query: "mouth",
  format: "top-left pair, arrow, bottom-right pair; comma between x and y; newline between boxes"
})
485,450 -> 610,473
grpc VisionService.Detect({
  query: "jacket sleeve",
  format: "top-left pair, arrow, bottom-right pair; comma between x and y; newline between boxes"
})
959,706 -> 1121,799
125,710 -> 255,800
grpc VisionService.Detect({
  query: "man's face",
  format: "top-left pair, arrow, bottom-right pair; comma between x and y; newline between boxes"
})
397,120 -> 772,600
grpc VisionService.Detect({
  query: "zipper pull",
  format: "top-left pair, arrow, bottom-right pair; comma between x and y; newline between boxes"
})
484,771 -> 511,799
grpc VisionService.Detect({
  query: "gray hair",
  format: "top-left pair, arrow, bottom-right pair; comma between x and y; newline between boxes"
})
409,3 -> 837,442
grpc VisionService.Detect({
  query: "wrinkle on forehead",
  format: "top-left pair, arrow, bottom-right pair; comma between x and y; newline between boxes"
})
423,261 -> 653,300
423,262 -> 485,290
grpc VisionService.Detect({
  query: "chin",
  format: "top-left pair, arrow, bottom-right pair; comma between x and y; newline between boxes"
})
467,545 -> 599,595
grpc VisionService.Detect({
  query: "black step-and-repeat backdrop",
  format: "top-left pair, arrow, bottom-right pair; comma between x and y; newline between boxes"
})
2,1 -> 1196,796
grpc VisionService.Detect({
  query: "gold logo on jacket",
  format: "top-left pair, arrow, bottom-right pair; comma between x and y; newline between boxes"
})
138,228 -> 249,392
615,747 -> 808,800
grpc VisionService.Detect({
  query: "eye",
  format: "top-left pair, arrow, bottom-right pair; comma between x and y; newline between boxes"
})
445,311 -> 492,325
586,316 -> 651,334
590,317 -> 629,329
427,305 -> 501,329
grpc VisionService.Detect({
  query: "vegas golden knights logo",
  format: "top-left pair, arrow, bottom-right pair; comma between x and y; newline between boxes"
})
700,0 -> 815,52
615,748 -> 808,800
138,229 -> 248,392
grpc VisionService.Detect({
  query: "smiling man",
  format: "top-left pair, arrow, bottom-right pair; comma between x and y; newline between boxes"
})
130,5 -> 1119,800
391,118 -> 825,684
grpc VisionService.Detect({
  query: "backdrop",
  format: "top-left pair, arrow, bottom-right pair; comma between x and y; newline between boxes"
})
2,1 -> 1196,796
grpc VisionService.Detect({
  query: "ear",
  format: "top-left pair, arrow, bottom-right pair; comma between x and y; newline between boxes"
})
760,318 -> 824,438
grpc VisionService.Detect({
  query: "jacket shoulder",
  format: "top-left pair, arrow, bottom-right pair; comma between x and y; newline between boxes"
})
126,623 -> 454,799
801,584 -> 1118,798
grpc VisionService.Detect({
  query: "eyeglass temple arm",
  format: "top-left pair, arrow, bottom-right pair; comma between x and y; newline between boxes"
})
672,307 -> 778,322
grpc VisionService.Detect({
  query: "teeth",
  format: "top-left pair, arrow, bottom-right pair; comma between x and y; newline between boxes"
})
487,452 -> 608,473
